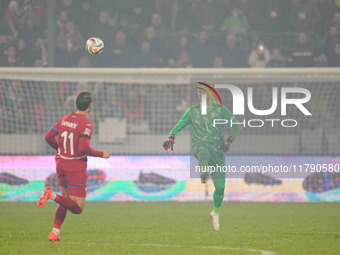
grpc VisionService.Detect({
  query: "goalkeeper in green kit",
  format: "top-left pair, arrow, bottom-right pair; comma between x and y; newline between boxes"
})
163,82 -> 242,231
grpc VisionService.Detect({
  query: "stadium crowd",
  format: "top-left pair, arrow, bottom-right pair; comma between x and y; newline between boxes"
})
1,0 -> 340,139
0,0 -> 340,68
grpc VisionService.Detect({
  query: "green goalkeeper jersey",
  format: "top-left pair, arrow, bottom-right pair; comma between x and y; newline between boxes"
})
170,103 -> 242,154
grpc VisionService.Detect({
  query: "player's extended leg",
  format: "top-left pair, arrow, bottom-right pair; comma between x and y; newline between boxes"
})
38,186 -> 84,213
210,172 -> 226,231
212,176 -> 225,214
49,186 -> 69,241
47,187 -> 86,241
38,168 -> 86,213
196,148 -> 211,183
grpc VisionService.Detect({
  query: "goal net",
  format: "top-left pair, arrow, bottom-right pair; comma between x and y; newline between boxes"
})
1,67 -> 339,155
0,68 -> 339,202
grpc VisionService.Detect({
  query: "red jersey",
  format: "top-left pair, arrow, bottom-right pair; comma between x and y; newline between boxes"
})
45,112 -> 103,161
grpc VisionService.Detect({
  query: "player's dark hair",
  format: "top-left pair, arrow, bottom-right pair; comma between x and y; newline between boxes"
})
76,92 -> 92,111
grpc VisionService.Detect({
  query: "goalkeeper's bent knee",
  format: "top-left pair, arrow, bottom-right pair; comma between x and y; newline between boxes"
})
197,149 -> 210,162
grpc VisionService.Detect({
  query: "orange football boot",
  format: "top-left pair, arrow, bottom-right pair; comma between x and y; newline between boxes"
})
48,231 -> 61,241
37,186 -> 52,208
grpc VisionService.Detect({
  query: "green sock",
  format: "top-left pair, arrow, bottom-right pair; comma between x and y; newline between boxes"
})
213,206 -> 220,214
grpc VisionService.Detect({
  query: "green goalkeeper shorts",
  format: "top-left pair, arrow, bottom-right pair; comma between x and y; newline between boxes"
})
193,143 -> 226,180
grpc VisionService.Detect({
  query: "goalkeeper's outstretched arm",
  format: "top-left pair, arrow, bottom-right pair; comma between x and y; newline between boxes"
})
163,108 -> 190,151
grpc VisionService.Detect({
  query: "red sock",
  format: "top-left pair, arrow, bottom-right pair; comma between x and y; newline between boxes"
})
55,194 -> 82,214
53,205 -> 67,229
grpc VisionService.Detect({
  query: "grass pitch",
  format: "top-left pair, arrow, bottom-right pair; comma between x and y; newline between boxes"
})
0,202 -> 339,255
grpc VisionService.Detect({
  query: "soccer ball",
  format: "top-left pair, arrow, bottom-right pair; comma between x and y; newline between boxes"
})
85,37 -> 104,55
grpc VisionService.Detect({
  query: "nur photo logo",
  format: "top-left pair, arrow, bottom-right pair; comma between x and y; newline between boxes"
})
199,82 -> 312,128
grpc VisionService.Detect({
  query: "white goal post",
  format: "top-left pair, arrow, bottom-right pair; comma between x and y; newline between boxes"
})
1,67 -> 340,83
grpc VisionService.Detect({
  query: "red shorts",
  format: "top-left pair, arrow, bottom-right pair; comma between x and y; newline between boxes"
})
56,159 -> 87,197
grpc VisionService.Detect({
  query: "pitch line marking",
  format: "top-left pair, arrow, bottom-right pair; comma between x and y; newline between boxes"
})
139,244 -> 275,255
62,242 -> 275,255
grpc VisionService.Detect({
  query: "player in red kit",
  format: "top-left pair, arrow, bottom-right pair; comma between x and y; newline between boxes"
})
37,92 -> 110,241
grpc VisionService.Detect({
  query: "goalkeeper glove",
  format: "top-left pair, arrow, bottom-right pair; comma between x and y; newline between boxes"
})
163,135 -> 175,151
201,172 -> 209,184
220,136 -> 234,153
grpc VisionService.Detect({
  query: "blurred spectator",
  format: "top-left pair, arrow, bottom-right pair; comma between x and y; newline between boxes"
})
17,16 -> 41,48
315,0 -> 336,35
289,32 -> 314,67
221,7 -> 249,35
0,34 -> 9,60
56,10 -> 69,32
313,53 -> 328,66
291,0 -> 321,32
30,82 -> 46,133
222,34 -> 245,67
33,58 -> 43,67
92,0 -> 118,14
333,12 -> 340,31
77,56 -> 91,68
248,42 -> 271,68
318,26 -> 339,57
174,51 -> 192,68
0,45 -> 18,66
16,38 -> 33,66
248,0 -> 291,33
3,93 -> 35,133
0,0 -> 339,68
151,13 -> 169,40
121,85 -> 146,124
58,0 -> 77,17
144,26 -> 166,65
90,11 -> 114,50
169,35 -> 191,65
0,1 -> 9,19
192,0 -> 226,32
116,16 -> 130,35
106,30 -> 132,67
178,35 -> 190,52
1,0 -> 19,37
56,82 -> 69,111
4,82 -> 33,134
329,43 -> 340,66
13,107 -> 35,133
128,2 -> 149,37
101,86 -> 124,119
155,0 -> 190,32
74,1 -> 96,39
212,56 -> 224,67
190,30 -> 213,67
112,0 -> 131,17
267,48 -> 286,67
32,37 -> 47,66
131,41 -> 159,67
34,0 -> 47,30
56,21 -> 84,67
2,80 -> 26,118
